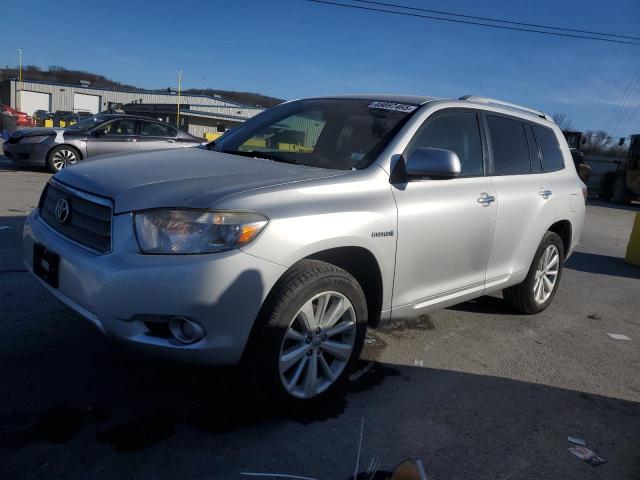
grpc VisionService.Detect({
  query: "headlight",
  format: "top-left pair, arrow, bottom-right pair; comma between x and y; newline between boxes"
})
133,209 -> 269,254
20,135 -> 49,144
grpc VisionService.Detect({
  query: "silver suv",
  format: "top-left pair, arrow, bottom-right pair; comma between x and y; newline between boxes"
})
23,95 -> 586,401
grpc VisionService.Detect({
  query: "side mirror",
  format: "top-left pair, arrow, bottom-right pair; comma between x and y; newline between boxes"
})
404,147 -> 461,179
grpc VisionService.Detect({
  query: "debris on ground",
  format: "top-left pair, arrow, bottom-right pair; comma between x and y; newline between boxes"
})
364,335 -> 377,345
607,333 -> 631,341
567,436 -> 587,446
349,362 -> 375,382
568,445 -> 606,467
587,314 -> 602,320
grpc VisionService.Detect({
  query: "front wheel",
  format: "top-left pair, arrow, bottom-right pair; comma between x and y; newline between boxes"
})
503,231 -> 565,314
249,260 -> 368,402
46,145 -> 80,173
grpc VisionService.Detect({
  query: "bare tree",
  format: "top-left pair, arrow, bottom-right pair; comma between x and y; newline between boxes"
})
582,130 -> 613,155
552,112 -> 574,131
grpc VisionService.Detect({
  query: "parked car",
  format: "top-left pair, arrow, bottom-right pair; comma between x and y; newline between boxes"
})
33,109 -> 53,125
0,104 -> 34,127
22,95 -> 586,401
3,114 -> 204,172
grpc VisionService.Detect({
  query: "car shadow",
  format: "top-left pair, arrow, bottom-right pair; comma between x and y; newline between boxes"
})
446,294 -> 515,315
586,198 -> 640,212
565,251 -> 640,280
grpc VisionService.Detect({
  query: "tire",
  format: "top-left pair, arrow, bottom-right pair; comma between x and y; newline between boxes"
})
503,231 -> 565,314
247,260 -> 368,403
46,145 -> 81,173
612,173 -> 632,205
599,171 -> 616,201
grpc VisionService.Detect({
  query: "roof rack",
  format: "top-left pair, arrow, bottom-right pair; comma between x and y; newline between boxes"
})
459,95 -> 551,121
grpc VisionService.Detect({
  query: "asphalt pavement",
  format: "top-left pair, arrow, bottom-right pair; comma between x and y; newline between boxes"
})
0,156 -> 639,480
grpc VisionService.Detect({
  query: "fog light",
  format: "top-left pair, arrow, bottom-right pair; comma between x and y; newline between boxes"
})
168,316 -> 205,344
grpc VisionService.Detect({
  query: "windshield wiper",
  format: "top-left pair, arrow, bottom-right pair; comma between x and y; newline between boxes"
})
221,149 -> 301,165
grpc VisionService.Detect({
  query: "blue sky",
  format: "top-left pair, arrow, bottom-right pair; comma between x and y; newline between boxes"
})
3,0 -> 640,135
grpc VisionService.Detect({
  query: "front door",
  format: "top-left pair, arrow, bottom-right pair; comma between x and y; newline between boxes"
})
391,109 -> 497,314
86,118 -> 139,157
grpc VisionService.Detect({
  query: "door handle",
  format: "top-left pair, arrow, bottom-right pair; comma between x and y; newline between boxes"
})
167,139 -> 176,143
539,188 -> 553,199
477,192 -> 496,206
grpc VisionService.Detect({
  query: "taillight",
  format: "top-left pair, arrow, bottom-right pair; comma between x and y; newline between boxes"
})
582,184 -> 588,201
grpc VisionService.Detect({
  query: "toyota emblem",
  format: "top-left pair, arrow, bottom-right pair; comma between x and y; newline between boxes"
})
55,198 -> 71,224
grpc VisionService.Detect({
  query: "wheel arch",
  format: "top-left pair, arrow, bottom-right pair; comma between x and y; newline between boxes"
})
303,247 -> 384,327
47,143 -> 84,161
548,219 -> 572,258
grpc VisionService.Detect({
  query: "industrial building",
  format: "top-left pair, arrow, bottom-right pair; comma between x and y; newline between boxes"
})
0,78 -> 266,138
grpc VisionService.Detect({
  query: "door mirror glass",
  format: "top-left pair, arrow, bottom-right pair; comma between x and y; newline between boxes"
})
405,147 -> 461,179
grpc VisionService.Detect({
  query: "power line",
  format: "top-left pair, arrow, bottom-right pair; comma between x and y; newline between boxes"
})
352,0 -> 640,42
307,0 -> 640,46
606,67 -> 640,135
611,80 -> 640,136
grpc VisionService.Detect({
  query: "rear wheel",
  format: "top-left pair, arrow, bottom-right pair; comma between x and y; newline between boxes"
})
249,260 -> 367,402
503,231 -> 565,314
46,145 -> 80,173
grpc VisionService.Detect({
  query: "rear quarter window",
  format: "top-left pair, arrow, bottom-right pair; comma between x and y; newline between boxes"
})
533,125 -> 565,172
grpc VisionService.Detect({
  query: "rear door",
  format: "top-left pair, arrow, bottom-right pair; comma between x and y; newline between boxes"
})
86,118 -> 139,157
391,109 -> 497,311
484,113 -> 558,289
137,120 -> 183,151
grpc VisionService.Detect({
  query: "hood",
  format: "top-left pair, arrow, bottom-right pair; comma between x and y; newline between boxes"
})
11,127 -> 61,138
54,148 -> 345,214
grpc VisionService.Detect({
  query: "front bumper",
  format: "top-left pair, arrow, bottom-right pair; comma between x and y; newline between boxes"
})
3,140 -> 50,166
23,209 -> 287,365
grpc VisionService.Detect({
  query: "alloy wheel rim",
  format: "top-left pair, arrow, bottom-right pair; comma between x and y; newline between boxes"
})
279,291 -> 356,399
533,244 -> 560,304
52,149 -> 77,170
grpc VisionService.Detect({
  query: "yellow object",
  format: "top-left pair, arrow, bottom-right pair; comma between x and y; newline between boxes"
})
625,213 -> 640,266
276,142 -> 313,153
244,138 -> 267,148
204,132 -> 223,142
59,120 -> 66,128
44,119 -> 53,128
69,121 -> 76,126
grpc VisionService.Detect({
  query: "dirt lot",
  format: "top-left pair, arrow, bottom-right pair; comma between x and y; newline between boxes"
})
1,157 -> 639,479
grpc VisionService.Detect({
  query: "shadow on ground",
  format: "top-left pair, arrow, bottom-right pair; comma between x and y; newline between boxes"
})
565,251 -> 640,280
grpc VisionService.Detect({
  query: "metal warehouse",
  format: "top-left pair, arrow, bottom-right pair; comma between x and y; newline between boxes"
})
0,79 -> 266,138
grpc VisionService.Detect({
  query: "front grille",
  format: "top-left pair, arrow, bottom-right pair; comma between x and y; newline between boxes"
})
40,182 -> 112,253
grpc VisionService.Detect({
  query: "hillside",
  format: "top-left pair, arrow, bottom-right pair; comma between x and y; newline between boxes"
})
0,66 -> 284,108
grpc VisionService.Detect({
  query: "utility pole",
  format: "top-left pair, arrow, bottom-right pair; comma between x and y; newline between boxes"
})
202,77 -> 206,97
17,48 -> 23,111
176,68 -> 182,128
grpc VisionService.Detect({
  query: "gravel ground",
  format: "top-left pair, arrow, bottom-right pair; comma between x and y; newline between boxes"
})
0,157 -> 639,480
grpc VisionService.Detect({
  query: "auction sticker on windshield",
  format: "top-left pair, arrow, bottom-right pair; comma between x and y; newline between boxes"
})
367,101 -> 418,113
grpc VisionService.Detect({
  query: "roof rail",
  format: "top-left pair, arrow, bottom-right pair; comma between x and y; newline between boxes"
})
459,95 -> 551,120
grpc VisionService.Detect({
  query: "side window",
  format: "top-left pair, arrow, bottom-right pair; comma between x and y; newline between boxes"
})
140,121 -> 176,137
533,125 -> 565,172
487,115 -> 530,175
103,119 -> 137,136
525,124 -> 543,173
407,111 -> 484,176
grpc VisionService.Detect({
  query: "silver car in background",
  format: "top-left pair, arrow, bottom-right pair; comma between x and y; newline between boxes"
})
3,114 -> 204,172
22,95 -> 586,401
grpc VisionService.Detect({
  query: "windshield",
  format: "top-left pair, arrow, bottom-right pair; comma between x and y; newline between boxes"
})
217,99 -> 418,170
65,115 -> 108,131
